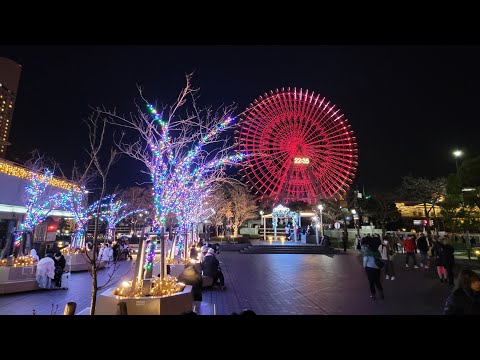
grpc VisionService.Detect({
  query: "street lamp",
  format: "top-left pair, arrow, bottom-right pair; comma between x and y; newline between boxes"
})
312,216 -> 320,244
351,209 -> 360,236
259,210 -> 266,241
453,149 -> 471,259
453,149 -> 463,173
317,204 -> 324,237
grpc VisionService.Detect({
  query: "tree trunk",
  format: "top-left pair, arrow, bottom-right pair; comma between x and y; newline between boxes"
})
90,204 -> 102,315
25,230 -> 32,255
160,226 -> 167,279
423,201 -> 432,241
381,222 -> 386,238
233,226 -> 238,238
215,225 -> 218,237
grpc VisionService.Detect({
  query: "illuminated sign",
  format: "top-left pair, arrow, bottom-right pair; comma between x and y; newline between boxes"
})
293,157 -> 310,164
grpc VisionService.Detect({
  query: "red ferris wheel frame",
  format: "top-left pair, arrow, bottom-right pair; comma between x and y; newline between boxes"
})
237,87 -> 358,204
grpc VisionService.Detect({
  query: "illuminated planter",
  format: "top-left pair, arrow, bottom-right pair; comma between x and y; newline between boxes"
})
67,252 -> 106,272
95,285 -> 193,315
0,265 -> 39,294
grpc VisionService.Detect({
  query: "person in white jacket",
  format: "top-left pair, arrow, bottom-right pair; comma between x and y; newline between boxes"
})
30,249 -> 39,262
36,253 -> 55,288
99,243 -> 113,267
379,238 -> 395,280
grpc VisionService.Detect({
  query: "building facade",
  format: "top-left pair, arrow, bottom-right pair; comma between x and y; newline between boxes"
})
0,159 -> 74,257
0,57 -> 22,158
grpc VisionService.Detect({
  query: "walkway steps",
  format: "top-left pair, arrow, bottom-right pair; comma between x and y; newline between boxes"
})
240,245 -> 337,254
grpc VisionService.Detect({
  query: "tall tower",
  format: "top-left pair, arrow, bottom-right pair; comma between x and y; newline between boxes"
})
0,57 -> 22,158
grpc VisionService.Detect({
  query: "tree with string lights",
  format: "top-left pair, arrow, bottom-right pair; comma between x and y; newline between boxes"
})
56,190 -> 107,248
119,186 -> 153,234
13,152 -> 62,257
96,73 -> 245,281
56,111 -> 119,315
99,194 -> 145,241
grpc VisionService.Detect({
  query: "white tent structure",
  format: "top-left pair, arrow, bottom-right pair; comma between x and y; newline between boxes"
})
260,205 -> 316,242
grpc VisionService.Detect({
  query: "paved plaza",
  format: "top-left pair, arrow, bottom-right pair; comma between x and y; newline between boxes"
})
0,251 -> 460,315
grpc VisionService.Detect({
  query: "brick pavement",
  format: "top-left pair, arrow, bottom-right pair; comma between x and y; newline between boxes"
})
0,252 -> 457,315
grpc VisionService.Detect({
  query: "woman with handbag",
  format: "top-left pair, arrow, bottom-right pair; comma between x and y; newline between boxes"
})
362,238 -> 384,300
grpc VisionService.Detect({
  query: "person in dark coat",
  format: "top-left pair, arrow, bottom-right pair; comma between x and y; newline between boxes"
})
189,245 -> 198,260
112,241 -> 120,262
53,251 -> 66,287
342,233 -> 348,252
442,238 -> 455,285
431,238 -> 447,282
177,263 -> 203,301
202,248 -> 225,289
444,268 -> 480,315
207,243 -> 220,255
416,234 -> 429,268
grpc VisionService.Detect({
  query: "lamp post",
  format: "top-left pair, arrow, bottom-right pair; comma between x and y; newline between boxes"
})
351,209 -> 360,237
260,210 -> 266,241
312,216 -> 319,244
317,204 -> 324,237
453,149 -> 470,259
453,149 -> 463,173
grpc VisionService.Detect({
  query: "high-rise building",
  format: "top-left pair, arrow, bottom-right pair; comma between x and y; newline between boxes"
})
0,57 -> 22,158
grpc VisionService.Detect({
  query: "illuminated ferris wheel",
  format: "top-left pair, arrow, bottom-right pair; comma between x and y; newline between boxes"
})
237,87 -> 358,203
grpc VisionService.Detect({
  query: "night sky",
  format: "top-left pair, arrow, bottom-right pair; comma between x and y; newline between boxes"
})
1,45 -> 480,194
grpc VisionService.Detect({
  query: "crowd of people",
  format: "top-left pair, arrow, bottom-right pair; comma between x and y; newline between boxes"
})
359,232 -> 480,314
97,238 -> 133,266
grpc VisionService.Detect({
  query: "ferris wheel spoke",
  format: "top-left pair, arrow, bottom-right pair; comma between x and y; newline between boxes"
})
255,154 -> 290,192
310,160 -> 344,189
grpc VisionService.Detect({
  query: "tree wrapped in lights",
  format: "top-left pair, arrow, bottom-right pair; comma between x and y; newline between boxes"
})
57,112 -> 119,315
15,169 -> 58,249
119,186 -> 153,233
99,193 -> 145,240
13,152 -> 63,255
98,74 -> 245,279
56,189 -> 106,248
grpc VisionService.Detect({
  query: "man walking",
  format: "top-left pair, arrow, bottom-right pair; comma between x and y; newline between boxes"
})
342,233 -> 348,252
404,234 -> 418,268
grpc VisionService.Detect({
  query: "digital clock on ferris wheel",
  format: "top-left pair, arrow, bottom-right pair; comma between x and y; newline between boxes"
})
293,157 -> 310,164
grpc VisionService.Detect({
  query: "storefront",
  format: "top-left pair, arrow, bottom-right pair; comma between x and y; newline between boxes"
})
0,159 -> 74,257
